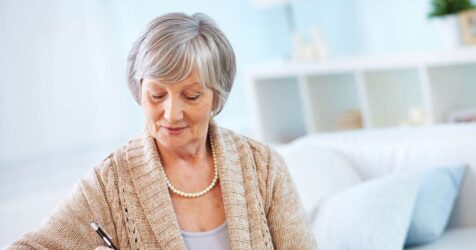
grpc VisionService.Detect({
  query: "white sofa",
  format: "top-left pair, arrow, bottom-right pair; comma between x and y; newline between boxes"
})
274,123 -> 476,249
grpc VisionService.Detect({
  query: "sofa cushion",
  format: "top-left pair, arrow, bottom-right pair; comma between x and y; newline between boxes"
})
405,165 -> 467,246
294,123 -> 476,228
404,227 -> 476,250
275,141 -> 362,221
313,173 -> 420,250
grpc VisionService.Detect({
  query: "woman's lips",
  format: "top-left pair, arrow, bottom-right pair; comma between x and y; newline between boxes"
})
162,126 -> 187,135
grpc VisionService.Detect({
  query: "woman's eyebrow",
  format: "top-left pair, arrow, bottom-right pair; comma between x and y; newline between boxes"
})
148,81 -> 202,88
184,81 -> 202,87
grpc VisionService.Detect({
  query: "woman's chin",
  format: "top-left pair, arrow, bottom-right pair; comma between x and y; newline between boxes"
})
155,130 -> 188,146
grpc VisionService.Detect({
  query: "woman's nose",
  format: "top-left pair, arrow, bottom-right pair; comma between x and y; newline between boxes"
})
163,97 -> 184,122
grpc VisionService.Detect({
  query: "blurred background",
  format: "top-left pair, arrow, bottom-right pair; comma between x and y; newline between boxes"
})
1,0 -> 476,247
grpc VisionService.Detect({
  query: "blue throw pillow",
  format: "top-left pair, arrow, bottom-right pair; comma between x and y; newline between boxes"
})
405,165 -> 467,247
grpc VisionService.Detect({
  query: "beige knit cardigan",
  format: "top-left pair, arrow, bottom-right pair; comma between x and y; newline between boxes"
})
9,121 -> 317,249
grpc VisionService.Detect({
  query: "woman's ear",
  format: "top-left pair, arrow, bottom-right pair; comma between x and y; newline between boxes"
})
211,93 -> 218,117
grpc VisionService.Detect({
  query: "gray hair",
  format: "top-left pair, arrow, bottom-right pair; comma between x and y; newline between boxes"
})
126,12 -> 236,116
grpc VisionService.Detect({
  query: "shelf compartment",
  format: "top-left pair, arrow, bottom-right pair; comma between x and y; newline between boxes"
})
303,73 -> 361,132
427,63 -> 476,123
253,77 -> 306,143
363,68 -> 424,128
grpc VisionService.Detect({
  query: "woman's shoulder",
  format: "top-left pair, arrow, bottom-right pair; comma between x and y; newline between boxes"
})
87,135 -> 138,187
86,148 -> 121,185
95,130 -> 145,171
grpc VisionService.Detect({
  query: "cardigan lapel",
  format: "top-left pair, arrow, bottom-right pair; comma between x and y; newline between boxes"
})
125,120 -> 251,249
209,121 -> 252,249
126,127 -> 186,249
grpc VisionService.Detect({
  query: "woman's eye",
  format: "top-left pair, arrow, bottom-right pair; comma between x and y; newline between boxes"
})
151,94 -> 165,100
185,95 -> 200,100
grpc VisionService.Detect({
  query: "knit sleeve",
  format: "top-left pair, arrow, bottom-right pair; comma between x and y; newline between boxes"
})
8,156 -> 120,250
266,148 -> 318,250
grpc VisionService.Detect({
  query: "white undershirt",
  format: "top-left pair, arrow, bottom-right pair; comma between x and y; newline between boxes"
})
181,222 -> 231,250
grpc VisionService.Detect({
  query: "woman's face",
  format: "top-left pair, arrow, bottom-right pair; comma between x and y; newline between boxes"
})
141,70 -> 215,150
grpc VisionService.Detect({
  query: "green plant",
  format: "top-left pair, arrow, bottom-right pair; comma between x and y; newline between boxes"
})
428,0 -> 475,17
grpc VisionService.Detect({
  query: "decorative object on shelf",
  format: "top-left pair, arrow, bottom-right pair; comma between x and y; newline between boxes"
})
459,9 -> 476,44
400,106 -> 426,126
428,0 -> 475,48
408,106 -> 426,125
292,27 -> 330,63
336,110 -> 363,130
448,107 -> 476,123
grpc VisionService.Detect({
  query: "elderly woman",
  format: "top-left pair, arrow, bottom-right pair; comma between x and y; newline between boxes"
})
10,13 -> 316,249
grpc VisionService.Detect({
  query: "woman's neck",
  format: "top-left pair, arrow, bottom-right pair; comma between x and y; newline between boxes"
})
156,137 -> 211,167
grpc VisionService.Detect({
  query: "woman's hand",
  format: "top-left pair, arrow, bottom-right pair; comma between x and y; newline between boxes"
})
94,247 -> 112,250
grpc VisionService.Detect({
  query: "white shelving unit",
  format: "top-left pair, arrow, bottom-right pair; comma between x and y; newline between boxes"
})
245,48 -> 476,143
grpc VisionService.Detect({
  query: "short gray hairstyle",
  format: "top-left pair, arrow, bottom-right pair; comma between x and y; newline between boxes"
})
126,12 -> 236,116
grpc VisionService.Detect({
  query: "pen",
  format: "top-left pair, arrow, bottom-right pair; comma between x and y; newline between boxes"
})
90,220 -> 118,250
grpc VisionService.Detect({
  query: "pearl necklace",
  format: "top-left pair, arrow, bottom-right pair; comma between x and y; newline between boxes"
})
162,134 -> 218,198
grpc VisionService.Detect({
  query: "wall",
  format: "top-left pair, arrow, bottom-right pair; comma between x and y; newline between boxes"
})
290,0 -> 475,57
0,0 -> 285,163
3,0 -> 472,164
